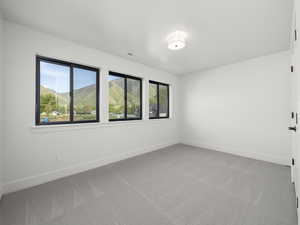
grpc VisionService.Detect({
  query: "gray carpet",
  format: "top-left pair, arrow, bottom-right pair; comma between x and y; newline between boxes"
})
0,144 -> 297,225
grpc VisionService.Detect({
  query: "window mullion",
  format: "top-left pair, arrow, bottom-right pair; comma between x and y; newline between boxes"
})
70,65 -> 74,122
167,85 -> 170,118
36,59 -> 41,125
140,79 -> 143,119
124,78 -> 128,119
157,83 -> 159,119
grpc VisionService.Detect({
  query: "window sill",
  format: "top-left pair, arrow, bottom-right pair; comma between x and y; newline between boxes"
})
30,119 -> 173,132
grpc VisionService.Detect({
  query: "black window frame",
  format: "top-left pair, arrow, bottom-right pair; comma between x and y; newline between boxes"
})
149,80 -> 170,119
108,71 -> 143,122
36,55 -> 100,125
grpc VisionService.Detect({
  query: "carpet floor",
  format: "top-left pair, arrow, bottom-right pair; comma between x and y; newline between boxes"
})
0,144 -> 297,225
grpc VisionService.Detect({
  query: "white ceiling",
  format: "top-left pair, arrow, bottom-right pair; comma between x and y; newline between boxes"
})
0,0 -> 293,75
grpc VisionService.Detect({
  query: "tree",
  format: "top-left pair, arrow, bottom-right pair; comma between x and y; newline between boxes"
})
40,93 -> 56,116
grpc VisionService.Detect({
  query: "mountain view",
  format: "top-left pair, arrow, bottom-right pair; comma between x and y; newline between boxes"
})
40,79 -> 167,123
40,84 -> 97,122
108,77 -> 141,119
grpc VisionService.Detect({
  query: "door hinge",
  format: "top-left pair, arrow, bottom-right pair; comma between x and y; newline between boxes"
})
289,126 -> 297,132
292,112 -> 295,119
292,158 -> 295,166
291,66 -> 294,72
295,30 -> 298,41
297,197 -> 298,208
297,113 -> 298,124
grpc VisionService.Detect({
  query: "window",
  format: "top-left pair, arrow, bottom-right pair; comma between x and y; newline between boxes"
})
36,56 -> 99,125
149,81 -> 169,119
149,82 -> 158,118
109,71 -> 142,121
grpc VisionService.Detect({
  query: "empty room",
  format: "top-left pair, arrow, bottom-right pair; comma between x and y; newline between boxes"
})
0,0 -> 299,224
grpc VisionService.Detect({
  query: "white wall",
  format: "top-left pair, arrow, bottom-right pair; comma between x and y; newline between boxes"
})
180,51 -> 291,165
0,11 -> 4,198
3,21 -> 180,194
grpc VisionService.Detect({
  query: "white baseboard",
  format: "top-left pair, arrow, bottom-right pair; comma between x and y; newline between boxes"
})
3,140 -> 179,194
182,140 -> 290,166
3,139 -> 289,195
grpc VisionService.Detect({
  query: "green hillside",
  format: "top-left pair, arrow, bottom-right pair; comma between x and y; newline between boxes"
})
108,79 -> 141,119
41,85 -> 97,111
74,85 -> 97,107
40,86 -> 68,105
40,85 -> 97,122
40,79 -> 141,121
109,80 -> 124,106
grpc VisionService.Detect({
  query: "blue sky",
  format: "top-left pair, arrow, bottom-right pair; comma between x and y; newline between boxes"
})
108,75 -> 122,81
41,62 -> 96,93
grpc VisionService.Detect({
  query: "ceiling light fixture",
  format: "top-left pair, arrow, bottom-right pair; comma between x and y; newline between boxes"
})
167,31 -> 187,50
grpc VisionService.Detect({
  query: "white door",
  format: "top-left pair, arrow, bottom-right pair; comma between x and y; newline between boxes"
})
290,0 -> 297,187
293,51 -> 300,221
290,62 -> 297,184
291,1 -> 300,221
289,102 -> 297,184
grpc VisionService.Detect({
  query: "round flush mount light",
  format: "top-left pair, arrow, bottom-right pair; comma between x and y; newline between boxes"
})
167,31 -> 187,50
